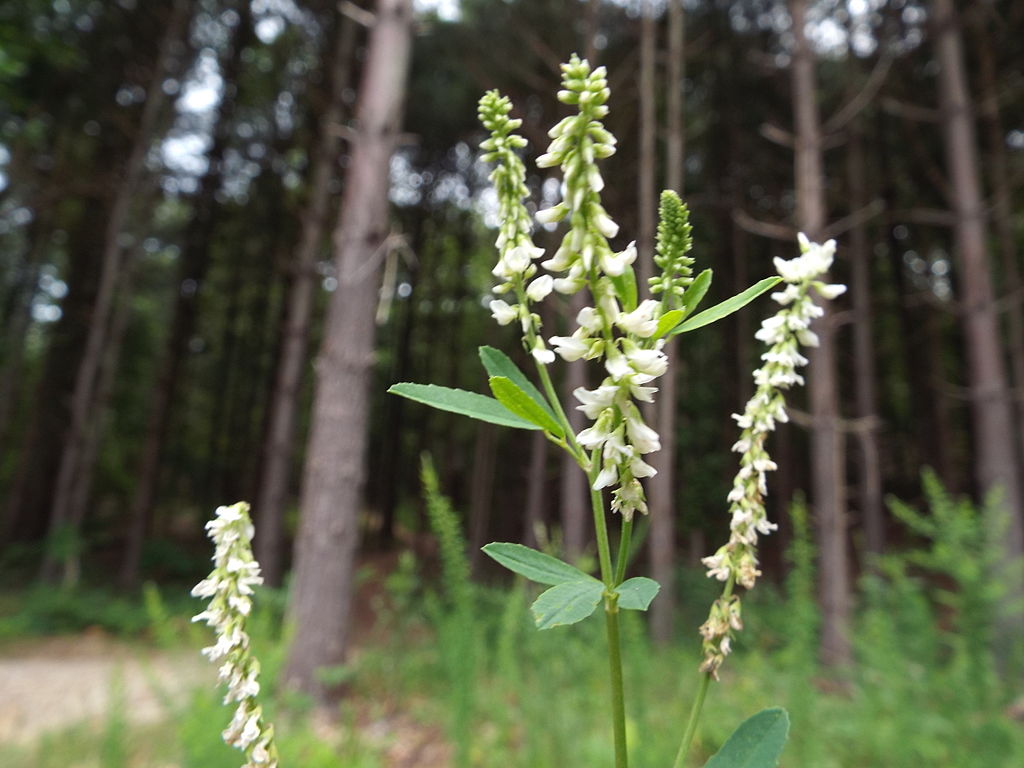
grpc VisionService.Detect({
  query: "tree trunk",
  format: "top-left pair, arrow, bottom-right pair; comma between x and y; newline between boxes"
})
119,2 -> 252,587
648,0 -> 683,646
790,0 -> 851,668
282,0 -> 413,702
254,11 -> 357,585
523,429 -> 547,548
973,14 -> 1024,474
40,0 -> 190,584
932,0 -> 1024,644
847,125 -> 885,559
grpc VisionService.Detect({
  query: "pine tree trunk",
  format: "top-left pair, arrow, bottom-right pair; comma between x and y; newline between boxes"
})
254,12 -> 357,585
282,0 -> 413,702
932,0 -> 1024,643
648,0 -> 685,646
790,0 -> 851,668
847,125 -> 885,558
119,2 -> 252,587
973,15 -> 1024,473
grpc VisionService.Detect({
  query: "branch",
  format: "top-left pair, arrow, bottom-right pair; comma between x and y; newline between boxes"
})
732,209 -> 796,241
881,97 -> 941,123
338,0 -> 375,27
823,50 -> 895,135
888,207 -> 957,227
759,123 -> 794,148
786,407 -> 882,434
823,198 -> 885,239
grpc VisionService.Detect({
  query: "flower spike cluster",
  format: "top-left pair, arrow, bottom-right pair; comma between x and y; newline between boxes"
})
192,502 -> 279,768
698,234 -> 845,678
650,190 -> 694,305
478,90 -> 553,364
478,55 -> 688,522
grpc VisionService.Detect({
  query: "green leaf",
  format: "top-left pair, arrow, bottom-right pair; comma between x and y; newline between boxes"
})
478,346 -> 555,419
653,309 -> 685,339
674,276 -> 782,335
482,542 -> 593,585
678,268 -> 713,319
489,376 -> 564,436
609,265 -> 638,312
531,579 -> 605,629
704,708 -> 790,768
615,577 -> 660,611
387,383 -> 539,430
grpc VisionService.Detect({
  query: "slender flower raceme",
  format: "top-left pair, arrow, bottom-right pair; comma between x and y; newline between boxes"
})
192,502 -> 279,768
478,90 -> 551,364
698,234 -> 845,678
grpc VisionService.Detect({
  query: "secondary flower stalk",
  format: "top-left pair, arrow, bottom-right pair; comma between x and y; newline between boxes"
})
699,234 -> 845,678
192,502 -> 279,768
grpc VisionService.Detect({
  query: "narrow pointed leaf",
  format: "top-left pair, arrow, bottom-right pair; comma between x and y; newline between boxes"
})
678,268 -> 713,320
387,383 -> 539,430
482,542 -> 593,585
479,346 -> 555,419
488,376 -> 564,436
615,577 -> 660,611
674,276 -> 782,335
653,309 -> 685,339
609,264 -> 638,312
531,579 -> 605,629
704,708 -> 790,768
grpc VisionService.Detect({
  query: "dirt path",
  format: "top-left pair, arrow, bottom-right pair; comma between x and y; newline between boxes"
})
0,632 -> 207,745
0,631 -> 451,767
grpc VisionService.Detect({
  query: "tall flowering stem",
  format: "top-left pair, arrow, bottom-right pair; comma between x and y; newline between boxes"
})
192,502 -> 279,768
673,235 -> 844,768
478,53 -> 700,768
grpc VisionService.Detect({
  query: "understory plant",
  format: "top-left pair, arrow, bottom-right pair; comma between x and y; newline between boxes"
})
389,54 -> 844,767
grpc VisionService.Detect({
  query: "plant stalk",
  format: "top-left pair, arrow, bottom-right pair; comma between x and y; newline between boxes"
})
673,672 -> 711,768
605,600 -> 628,768
673,574 -> 735,767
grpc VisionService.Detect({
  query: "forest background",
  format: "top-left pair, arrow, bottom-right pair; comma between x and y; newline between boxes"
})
1,1 -> 1024,766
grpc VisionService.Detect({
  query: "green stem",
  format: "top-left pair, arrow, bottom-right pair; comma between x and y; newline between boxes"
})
673,672 -> 711,768
605,603 -> 628,768
588,452 -> 614,584
673,575 -> 736,768
585,454 -> 627,768
614,517 -> 633,586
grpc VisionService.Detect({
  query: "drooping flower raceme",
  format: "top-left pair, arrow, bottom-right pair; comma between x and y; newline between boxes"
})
480,55 -> 693,522
698,234 -> 845,678
192,502 -> 279,768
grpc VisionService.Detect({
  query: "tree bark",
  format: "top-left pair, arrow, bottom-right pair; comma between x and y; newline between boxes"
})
40,0 -> 190,583
648,0 -> 681,646
282,0 -> 413,703
790,0 -> 851,668
254,11 -> 358,585
119,1 -> 252,587
932,0 -> 1024,641
847,124 -> 885,559
972,13 -> 1024,474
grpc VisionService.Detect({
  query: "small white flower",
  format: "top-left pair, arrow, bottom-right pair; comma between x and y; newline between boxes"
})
593,211 -> 619,239
616,299 -> 660,338
531,338 -> 555,365
550,333 -> 591,362
576,306 -> 603,332
536,203 -> 568,224
574,385 -> 619,419
489,299 -> 518,326
526,275 -> 554,302
600,241 -> 636,277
